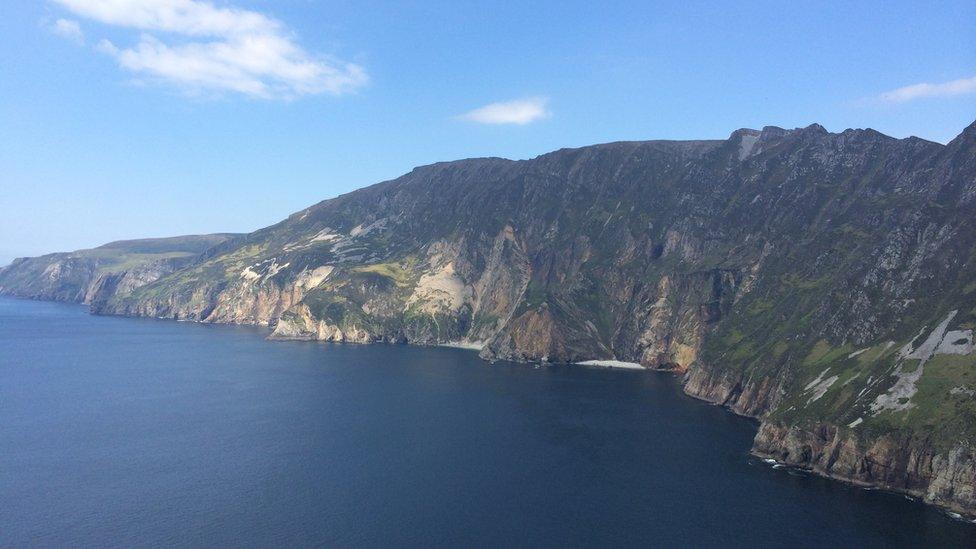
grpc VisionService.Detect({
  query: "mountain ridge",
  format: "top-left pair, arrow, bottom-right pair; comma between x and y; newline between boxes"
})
3,121 -> 976,518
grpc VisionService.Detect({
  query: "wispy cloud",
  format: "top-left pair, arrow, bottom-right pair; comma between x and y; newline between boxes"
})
878,74 -> 976,103
51,18 -> 84,44
458,97 -> 551,125
52,0 -> 368,99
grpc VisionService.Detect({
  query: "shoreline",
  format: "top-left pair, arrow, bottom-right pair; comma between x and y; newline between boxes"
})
752,453 -> 976,524
574,359 -> 646,370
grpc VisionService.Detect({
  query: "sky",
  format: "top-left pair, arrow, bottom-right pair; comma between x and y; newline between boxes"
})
1,1 -> 974,263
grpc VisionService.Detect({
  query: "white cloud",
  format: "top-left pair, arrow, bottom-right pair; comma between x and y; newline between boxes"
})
52,0 -> 367,99
878,74 -> 976,103
458,97 -> 551,125
51,18 -> 84,44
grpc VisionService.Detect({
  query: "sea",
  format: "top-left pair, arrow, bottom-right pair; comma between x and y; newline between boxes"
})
2,296 -> 973,547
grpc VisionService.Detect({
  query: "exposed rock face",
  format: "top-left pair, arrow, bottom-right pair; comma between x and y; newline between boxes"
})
753,422 -> 976,517
683,366 -> 784,419
632,270 -> 739,370
4,122 -> 976,517
271,303 -> 378,343
85,258 -> 197,308
0,234 -> 238,306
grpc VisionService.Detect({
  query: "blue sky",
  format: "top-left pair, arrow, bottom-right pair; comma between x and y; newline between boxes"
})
1,1 -> 974,263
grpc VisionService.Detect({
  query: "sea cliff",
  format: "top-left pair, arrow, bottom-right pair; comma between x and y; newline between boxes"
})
4,122 -> 976,518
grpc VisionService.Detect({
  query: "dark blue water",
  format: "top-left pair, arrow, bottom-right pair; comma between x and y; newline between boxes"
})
1,297 -> 974,547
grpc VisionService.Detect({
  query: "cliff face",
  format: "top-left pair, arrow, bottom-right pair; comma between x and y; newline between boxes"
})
753,422 -> 976,517
676,123 -> 976,515
4,122 -> 976,517
0,234 -> 239,306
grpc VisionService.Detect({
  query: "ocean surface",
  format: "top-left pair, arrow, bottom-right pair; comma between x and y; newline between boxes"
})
1,296 -> 974,547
